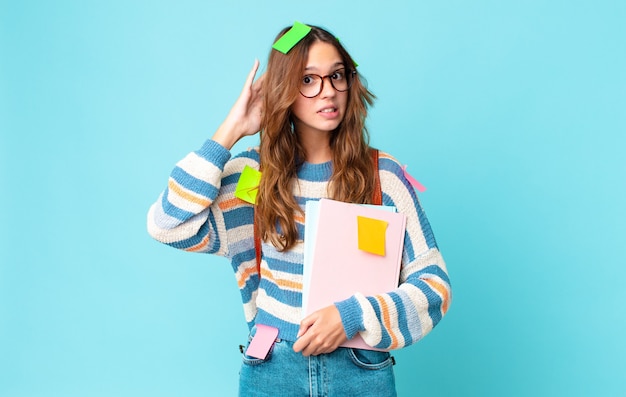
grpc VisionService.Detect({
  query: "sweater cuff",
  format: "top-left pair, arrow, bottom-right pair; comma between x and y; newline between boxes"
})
334,296 -> 364,340
195,139 -> 232,169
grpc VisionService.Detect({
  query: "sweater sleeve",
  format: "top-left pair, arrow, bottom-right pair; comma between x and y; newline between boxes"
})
146,139 -> 258,259
334,153 -> 452,350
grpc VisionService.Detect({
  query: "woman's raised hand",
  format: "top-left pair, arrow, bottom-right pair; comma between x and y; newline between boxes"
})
212,59 -> 265,150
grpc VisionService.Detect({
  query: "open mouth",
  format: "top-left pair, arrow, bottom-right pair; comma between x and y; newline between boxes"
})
318,107 -> 337,113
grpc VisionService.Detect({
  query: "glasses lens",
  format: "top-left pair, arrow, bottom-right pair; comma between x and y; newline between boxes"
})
330,69 -> 350,92
300,74 -> 322,98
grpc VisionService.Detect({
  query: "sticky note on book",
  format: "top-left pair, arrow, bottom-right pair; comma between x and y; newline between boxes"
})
357,216 -> 388,256
234,165 -> 262,204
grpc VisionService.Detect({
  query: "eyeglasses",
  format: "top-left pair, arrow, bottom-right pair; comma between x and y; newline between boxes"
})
299,68 -> 356,98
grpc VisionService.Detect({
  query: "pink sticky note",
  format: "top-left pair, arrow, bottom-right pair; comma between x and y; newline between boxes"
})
245,324 -> 279,359
402,165 -> 427,193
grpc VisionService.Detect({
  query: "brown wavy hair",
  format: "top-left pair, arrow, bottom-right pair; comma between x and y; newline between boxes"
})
256,24 -> 376,251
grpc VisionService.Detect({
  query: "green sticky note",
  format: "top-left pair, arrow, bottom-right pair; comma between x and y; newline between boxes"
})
334,37 -> 358,67
357,216 -> 388,256
272,21 -> 311,54
234,165 -> 262,204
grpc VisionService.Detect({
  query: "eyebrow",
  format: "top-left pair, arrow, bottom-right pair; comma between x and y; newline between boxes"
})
304,62 -> 344,72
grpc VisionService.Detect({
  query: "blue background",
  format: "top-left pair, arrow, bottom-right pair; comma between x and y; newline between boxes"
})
1,1 -> 624,396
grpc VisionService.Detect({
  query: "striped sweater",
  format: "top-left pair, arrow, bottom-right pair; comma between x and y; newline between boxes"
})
147,139 -> 451,350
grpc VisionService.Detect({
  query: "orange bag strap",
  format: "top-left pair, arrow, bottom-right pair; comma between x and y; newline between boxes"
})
253,149 -> 381,277
371,149 -> 382,205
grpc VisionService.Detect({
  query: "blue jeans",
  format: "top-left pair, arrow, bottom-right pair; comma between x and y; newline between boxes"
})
238,328 -> 397,396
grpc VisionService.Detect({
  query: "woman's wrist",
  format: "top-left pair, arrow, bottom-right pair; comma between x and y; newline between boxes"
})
212,121 -> 242,150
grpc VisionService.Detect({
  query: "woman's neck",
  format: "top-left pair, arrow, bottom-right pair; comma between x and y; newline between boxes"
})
297,129 -> 332,164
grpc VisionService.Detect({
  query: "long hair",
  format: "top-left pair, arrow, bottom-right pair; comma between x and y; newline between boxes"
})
256,25 -> 376,251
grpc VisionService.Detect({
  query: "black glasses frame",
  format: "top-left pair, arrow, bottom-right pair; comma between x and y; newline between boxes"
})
299,69 -> 357,98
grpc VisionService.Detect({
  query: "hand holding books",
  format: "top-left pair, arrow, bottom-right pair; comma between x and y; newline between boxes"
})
301,199 -> 407,351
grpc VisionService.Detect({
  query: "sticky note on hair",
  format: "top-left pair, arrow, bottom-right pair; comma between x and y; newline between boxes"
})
234,165 -> 262,204
402,165 -> 426,193
245,324 -> 279,359
272,21 -> 311,54
335,37 -> 359,67
357,216 -> 388,256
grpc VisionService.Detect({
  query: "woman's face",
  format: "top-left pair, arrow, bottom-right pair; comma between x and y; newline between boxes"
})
291,41 -> 348,138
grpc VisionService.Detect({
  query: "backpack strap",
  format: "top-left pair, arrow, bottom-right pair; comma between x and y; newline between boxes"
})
253,148 -> 382,277
371,149 -> 382,206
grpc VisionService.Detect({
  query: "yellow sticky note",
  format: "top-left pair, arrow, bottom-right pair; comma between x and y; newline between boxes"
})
357,216 -> 388,256
234,165 -> 262,204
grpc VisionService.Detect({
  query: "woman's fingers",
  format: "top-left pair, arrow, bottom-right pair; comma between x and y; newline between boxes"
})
243,59 -> 260,93
293,306 -> 347,356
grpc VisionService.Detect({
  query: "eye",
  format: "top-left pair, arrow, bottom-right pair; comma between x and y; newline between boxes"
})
331,70 -> 345,80
302,75 -> 315,85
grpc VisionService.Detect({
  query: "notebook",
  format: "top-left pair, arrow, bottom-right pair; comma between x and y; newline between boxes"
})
302,198 -> 407,350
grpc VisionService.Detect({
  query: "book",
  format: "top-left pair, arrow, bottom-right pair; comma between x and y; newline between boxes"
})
302,198 -> 407,350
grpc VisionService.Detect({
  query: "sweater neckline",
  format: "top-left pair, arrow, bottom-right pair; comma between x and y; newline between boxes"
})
297,160 -> 333,182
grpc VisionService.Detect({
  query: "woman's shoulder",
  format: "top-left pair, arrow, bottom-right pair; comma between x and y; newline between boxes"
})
374,150 -> 424,206
225,146 -> 261,172
375,149 -> 404,176
232,146 -> 261,162
374,149 -> 419,194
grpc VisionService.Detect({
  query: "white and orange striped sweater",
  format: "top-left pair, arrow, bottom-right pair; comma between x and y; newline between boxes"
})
147,139 -> 451,350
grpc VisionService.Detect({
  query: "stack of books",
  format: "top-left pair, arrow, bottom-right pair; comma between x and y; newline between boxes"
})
302,198 -> 407,350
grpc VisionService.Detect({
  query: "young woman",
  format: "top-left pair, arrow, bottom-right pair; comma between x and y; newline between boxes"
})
147,23 -> 451,396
